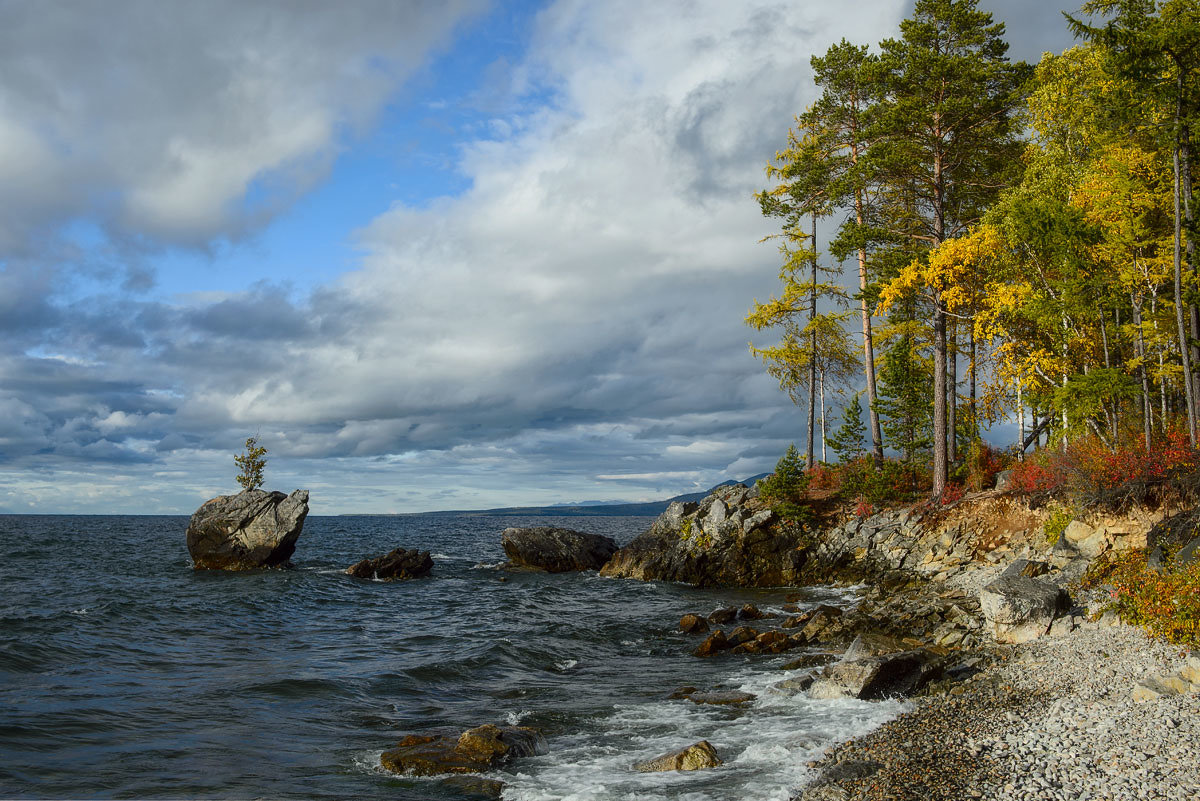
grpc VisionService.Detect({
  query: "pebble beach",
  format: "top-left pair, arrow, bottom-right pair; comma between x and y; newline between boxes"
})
797,624 -> 1200,801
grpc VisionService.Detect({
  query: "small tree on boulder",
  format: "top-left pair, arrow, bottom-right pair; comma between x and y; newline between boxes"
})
234,436 -> 268,491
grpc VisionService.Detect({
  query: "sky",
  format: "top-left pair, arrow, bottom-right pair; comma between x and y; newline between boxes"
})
0,0 -> 1084,515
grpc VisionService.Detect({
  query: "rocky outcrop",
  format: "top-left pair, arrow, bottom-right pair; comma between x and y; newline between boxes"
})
979,575 -> 1070,644
186,489 -> 309,570
599,484 -> 801,587
633,740 -> 723,772
346,548 -> 433,580
501,527 -> 618,572
380,724 -> 546,776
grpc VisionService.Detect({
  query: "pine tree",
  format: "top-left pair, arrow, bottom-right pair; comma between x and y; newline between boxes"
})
811,40 -> 887,466
874,333 -> 934,465
757,443 -> 809,520
867,0 -> 1029,495
827,392 -> 868,463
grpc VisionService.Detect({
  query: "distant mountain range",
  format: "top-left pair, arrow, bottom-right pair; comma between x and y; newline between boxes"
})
435,473 -> 771,517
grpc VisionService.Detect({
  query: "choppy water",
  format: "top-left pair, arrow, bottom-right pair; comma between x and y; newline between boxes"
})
0,513 -> 902,800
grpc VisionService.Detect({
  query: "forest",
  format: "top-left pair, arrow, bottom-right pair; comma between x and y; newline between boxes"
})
747,0 -> 1200,512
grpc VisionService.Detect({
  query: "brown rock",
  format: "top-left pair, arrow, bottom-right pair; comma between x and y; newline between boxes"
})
694,630 -> 731,657
738,603 -> 767,620
633,740 -> 723,772
727,626 -> 760,647
756,630 -> 788,648
346,547 -> 433,580
380,724 -> 545,777
679,613 -> 709,634
708,606 -> 738,625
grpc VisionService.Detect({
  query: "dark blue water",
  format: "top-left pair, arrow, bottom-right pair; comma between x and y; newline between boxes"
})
0,514 -> 900,801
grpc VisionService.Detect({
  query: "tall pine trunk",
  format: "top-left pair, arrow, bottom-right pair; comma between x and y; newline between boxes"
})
806,214 -> 818,469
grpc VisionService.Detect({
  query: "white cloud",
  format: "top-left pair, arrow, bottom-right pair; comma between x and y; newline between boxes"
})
0,0 -> 485,252
1,0 -> 928,512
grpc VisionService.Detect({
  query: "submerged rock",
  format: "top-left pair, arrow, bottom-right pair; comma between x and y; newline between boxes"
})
346,548 -> 433,580
380,724 -> 546,777
633,740 -> 723,772
186,489 -> 309,570
501,526 -> 618,572
684,690 -> 757,706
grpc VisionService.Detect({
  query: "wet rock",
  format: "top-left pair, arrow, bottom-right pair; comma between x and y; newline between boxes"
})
773,674 -> 815,692
779,653 -> 837,671
667,686 -> 700,700
809,649 -> 945,700
501,527 -> 618,572
686,691 -> 756,706
346,548 -> 433,580
738,603 -> 768,620
440,776 -> 506,799
679,613 -> 709,634
979,575 -> 1070,644
756,630 -> 789,649
380,724 -> 545,776
708,606 -> 738,625
801,605 -> 843,642
186,489 -> 309,570
633,740 -> 723,772
694,630 -> 731,657
726,626 -> 760,647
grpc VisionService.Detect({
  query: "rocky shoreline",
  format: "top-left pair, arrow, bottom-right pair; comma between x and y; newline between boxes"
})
602,481 -> 1200,800
370,480 -> 1199,800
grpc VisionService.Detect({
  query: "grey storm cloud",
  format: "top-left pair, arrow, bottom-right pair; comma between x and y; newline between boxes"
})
0,0 -> 1085,513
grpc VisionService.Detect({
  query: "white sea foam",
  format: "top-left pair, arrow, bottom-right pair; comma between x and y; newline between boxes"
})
351,749 -> 388,775
554,659 -> 578,672
501,661 -> 907,801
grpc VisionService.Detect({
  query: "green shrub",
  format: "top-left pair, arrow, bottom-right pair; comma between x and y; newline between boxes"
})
1042,503 -> 1075,545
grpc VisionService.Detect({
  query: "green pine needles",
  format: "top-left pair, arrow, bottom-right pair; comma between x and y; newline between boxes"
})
758,444 -> 810,521
234,436 -> 268,491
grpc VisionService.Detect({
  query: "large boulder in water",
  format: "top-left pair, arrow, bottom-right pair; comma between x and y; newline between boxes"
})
599,484 -> 802,587
186,489 -> 309,570
380,724 -> 546,776
346,548 -> 433,580
501,526 -> 618,572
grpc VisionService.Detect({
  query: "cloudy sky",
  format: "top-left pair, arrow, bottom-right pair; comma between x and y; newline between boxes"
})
0,0 -> 1082,514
